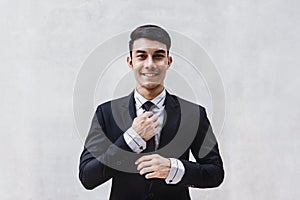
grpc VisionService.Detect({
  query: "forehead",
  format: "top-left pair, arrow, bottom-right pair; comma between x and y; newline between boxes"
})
132,38 -> 167,52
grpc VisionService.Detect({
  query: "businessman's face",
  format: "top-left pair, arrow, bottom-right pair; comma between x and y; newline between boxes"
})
127,38 -> 172,92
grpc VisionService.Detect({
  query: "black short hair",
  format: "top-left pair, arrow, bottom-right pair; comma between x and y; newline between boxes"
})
129,24 -> 171,57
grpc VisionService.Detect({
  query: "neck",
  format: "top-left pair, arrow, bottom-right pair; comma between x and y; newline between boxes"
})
136,85 -> 164,100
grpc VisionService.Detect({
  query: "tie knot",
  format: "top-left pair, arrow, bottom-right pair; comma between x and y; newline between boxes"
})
142,101 -> 155,111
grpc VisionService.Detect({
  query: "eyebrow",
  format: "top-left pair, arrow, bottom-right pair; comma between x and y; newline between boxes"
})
134,49 -> 167,54
154,49 -> 167,54
135,50 -> 147,54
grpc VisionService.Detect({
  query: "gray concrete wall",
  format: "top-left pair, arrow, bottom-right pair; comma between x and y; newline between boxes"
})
0,0 -> 299,199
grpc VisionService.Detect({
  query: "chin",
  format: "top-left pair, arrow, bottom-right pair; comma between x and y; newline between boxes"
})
142,83 -> 162,90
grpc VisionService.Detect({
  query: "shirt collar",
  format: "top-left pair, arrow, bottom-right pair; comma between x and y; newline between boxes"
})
134,89 -> 166,110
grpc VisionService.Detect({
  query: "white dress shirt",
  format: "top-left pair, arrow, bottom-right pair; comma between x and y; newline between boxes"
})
123,89 -> 185,184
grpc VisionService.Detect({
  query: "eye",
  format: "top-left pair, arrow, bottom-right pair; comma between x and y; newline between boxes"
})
137,54 -> 146,59
153,54 -> 165,59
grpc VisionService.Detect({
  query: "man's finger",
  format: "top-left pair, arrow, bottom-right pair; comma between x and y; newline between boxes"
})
152,121 -> 160,128
136,160 -> 152,171
135,154 -> 155,165
145,172 -> 157,179
139,166 -> 156,175
134,112 -> 153,123
150,113 -> 159,121
142,111 -> 153,118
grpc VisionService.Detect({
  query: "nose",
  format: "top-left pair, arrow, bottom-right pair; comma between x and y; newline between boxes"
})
145,57 -> 155,70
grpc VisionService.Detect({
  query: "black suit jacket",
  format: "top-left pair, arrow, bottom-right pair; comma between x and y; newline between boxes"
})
79,91 -> 224,200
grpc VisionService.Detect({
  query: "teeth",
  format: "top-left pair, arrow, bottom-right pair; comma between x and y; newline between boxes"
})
143,73 -> 157,77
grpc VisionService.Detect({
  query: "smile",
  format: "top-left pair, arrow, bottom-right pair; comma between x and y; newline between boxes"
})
141,73 -> 159,77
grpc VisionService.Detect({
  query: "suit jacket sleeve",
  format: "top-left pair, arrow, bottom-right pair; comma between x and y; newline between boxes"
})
179,106 -> 224,188
79,104 -> 133,190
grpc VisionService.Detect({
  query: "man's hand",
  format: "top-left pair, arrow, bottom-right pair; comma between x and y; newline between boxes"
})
135,154 -> 171,179
131,111 -> 159,142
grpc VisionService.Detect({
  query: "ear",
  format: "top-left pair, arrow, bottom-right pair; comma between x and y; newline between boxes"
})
167,56 -> 173,69
127,56 -> 133,69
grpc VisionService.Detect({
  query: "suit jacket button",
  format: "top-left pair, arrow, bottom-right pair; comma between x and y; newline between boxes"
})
148,193 -> 154,199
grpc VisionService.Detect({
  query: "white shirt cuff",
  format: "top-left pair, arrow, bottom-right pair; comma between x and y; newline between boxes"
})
165,158 -> 185,184
123,127 -> 146,153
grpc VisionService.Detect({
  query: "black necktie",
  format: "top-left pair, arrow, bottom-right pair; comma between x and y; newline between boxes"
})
142,101 -> 155,112
142,101 -> 156,152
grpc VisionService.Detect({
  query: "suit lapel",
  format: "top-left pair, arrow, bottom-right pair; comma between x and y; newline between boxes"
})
128,91 -> 137,120
114,91 -> 136,132
158,92 -> 181,149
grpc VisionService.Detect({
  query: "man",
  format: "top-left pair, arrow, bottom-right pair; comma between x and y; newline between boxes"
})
79,24 -> 224,200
